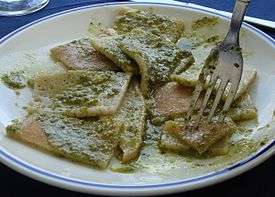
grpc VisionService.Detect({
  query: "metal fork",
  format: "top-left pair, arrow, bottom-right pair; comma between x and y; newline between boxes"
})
187,0 -> 250,121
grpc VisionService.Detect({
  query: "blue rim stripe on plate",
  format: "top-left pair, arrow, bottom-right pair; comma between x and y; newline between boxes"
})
0,1 -> 275,190
0,141 -> 274,188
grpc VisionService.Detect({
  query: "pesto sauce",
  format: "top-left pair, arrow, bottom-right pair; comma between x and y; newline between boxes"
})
24,70 -> 132,168
172,33 -> 221,87
88,22 -> 104,36
34,108 -> 120,168
119,29 -> 193,97
192,17 -> 219,30
144,120 -> 162,145
90,34 -> 136,73
114,7 -> 184,42
133,123 -> 264,178
205,35 -> 220,44
34,70 -> 129,116
110,163 -> 140,173
1,70 -> 26,89
110,82 -> 146,163
228,95 -> 257,121
27,79 -> 35,89
6,119 -> 22,133
150,116 -> 168,126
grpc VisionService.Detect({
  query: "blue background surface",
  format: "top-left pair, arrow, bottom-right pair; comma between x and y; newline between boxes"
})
185,0 -> 275,21
0,0 -> 274,197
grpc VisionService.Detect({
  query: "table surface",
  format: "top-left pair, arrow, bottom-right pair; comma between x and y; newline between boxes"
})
0,0 -> 274,196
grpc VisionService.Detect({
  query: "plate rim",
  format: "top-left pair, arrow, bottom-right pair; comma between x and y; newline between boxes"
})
0,2 -> 275,196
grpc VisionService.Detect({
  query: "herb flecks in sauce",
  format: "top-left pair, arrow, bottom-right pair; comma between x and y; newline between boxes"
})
34,110 -> 121,169
119,29 -> 194,97
172,33 -> 220,87
110,163 -> 140,173
27,79 -> 35,89
112,81 -> 146,163
6,119 -> 22,133
50,38 -> 118,71
192,17 -> 219,30
228,94 -> 257,122
33,70 -> 131,117
90,29 -> 138,73
1,70 -> 26,89
114,7 -> 185,43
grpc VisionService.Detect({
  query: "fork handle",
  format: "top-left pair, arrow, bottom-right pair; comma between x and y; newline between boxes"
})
222,0 -> 250,46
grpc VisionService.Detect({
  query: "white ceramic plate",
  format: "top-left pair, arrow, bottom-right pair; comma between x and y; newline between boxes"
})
0,2 -> 274,196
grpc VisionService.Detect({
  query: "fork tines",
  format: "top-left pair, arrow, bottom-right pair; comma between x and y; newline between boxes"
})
186,64 -> 240,122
